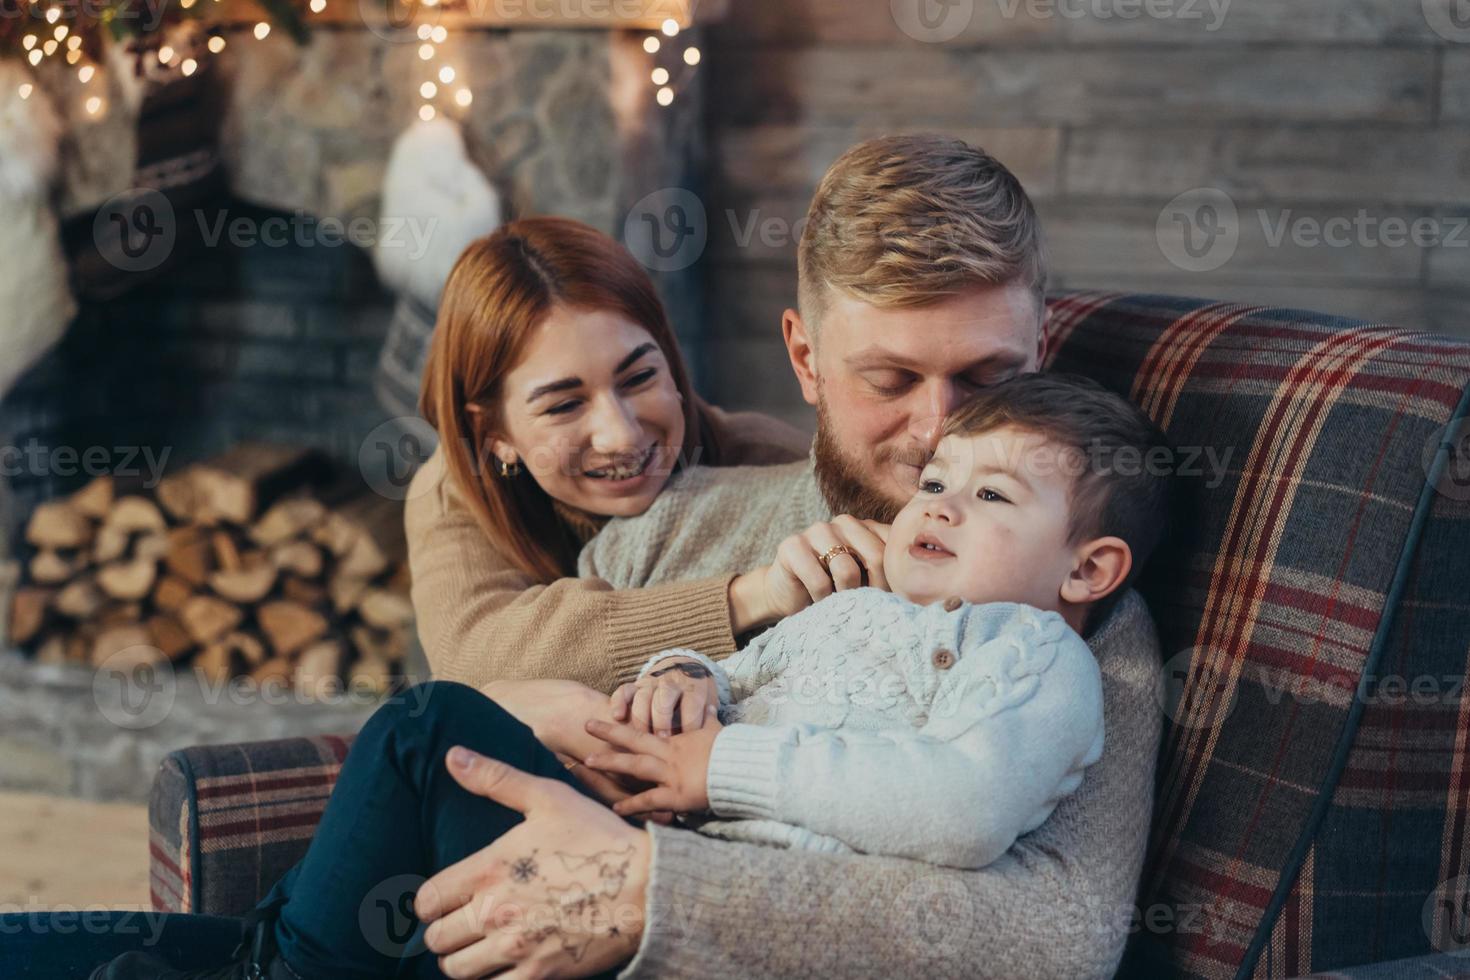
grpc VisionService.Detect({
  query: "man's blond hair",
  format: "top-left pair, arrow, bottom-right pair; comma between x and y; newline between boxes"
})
797,134 -> 1048,332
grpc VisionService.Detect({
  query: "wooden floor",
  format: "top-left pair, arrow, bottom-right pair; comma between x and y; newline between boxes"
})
0,791 -> 151,910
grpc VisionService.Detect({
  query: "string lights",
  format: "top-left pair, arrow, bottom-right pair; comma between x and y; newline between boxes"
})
643,14 -> 699,108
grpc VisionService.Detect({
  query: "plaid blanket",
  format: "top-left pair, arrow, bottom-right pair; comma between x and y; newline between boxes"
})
151,292 -> 1470,979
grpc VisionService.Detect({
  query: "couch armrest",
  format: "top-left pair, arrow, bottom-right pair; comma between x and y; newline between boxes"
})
149,734 -> 356,917
1294,951 -> 1470,978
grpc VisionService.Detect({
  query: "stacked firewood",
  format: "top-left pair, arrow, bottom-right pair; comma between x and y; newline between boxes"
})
6,443 -> 413,698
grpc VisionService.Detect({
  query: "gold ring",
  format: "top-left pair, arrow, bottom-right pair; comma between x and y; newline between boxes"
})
818,545 -> 861,572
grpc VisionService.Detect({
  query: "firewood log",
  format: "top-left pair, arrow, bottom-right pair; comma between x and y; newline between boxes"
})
251,498 -> 326,548
26,502 -> 92,550
134,532 -> 169,562
97,602 -> 144,627
105,497 -> 167,536
193,643 -> 234,685
271,540 -> 324,579
351,624 -> 408,664
97,557 -> 158,601
348,655 -> 393,697
257,600 -> 328,657
8,587 -> 53,646
30,549 -> 83,585
250,656 -> 293,687
70,476 -> 114,520
155,470 -> 200,523
65,626 -> 95,664
213,630 -> 267,667
190,443 -> 330,525
152,575 -> 193,613
358,589 -> 415,631
179,594 -> 243,645
281,576 -> 327,607
54,577 -> 104,619
296,639 -> 344,700
146,614 -> 193,660
93,524 -> 131,564
35,634 -> 67,664
208,558 -> 276,604
327,574 -> 370,615
211,530 -> 242,572
164,527 -> 211,587
90,624 -> 157,667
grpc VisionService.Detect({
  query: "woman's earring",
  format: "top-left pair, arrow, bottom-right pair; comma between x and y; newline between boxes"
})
497,457 -> 523,478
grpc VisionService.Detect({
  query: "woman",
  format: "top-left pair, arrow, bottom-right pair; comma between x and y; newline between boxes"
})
406,217 -> 812,692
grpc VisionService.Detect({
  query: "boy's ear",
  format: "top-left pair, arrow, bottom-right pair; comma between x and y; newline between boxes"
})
1060,536 -> 1132,607
782,308 -> 820,407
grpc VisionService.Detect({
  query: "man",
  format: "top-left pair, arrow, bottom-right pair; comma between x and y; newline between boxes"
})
417,135 -> 1163,979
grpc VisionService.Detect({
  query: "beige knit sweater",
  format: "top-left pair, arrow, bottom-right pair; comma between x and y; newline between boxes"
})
578,458 -> 1163,980
404,408 -> 809,692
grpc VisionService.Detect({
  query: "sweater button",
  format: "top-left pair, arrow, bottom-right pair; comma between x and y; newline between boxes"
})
931,648 -> 956,670
943,596 -> 963,613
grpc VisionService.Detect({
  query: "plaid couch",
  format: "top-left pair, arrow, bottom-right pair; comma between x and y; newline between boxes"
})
149,292 -> 1470,979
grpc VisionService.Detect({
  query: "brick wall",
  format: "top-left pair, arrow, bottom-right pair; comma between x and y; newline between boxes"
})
697,0 -> 1470,427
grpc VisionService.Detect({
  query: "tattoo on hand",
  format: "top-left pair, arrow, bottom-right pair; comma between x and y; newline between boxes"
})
510,852 -> 539,883
649,662 -> 711,681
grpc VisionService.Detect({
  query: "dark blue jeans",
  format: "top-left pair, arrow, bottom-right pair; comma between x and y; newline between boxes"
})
0,681 -> 625,979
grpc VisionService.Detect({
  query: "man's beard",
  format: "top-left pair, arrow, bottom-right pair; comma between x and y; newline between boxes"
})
812,394 -> 926,523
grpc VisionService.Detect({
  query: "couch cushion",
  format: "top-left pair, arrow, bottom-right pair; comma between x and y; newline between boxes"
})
1044,292 -> 1470,979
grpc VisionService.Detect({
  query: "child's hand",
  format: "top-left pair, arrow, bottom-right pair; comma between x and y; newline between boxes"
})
611,657 -> 719,737
583,710 -> 722,817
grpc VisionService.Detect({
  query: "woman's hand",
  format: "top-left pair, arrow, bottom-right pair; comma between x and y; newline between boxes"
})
731,516 -> 892,627
482,678 -> 611,761
608,657 -> 720,738
584,713 -> 723,818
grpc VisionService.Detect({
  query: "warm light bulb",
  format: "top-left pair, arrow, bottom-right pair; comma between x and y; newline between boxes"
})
85,96 -> 103,115
656,86 -> 674,106
42,39 -> 57,55
28,50 -> 41,66
660,17 -> 678,36
419,81 -> 436,98
431,25 -> 447,42
643,36 -> 659,53
419,104 -> 435,121
181,0 -> 195,7
418,43 -> 434,60
684,46 -> 700,65
67,35 -> 81,49
65,48 -> 80,63
416,24 -> 431,39
22,34 -> 36,50
45,7 -> 60,23
78,65 -> 95,82
454,87 -> 471,107
310,0 -> 326,12
18,83 -> 33,100
207,35 -> 226,53
253,22 -> 270,39
651,67 -> 669,85
54,25 -> 68,40
438,65 -> 454,83
158,45 -> 174,63
181,58 -> 197,76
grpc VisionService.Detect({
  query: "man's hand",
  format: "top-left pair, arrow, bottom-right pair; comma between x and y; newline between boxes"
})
584,712 -> 722,818
750,516 -> 892,622
609,657 -> 720,737
417,747 -> 649,979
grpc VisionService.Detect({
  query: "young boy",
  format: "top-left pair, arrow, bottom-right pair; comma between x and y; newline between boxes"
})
550,371 -> 1173,869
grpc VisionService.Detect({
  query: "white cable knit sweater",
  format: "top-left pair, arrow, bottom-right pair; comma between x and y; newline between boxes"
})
638,589 -> 1105,869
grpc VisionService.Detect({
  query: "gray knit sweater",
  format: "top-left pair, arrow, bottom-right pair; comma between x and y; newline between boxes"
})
637,592 -> 1104,869
579,457 -> 1162,980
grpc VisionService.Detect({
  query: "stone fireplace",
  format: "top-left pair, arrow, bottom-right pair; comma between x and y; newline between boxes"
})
0,6 -> 715,800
